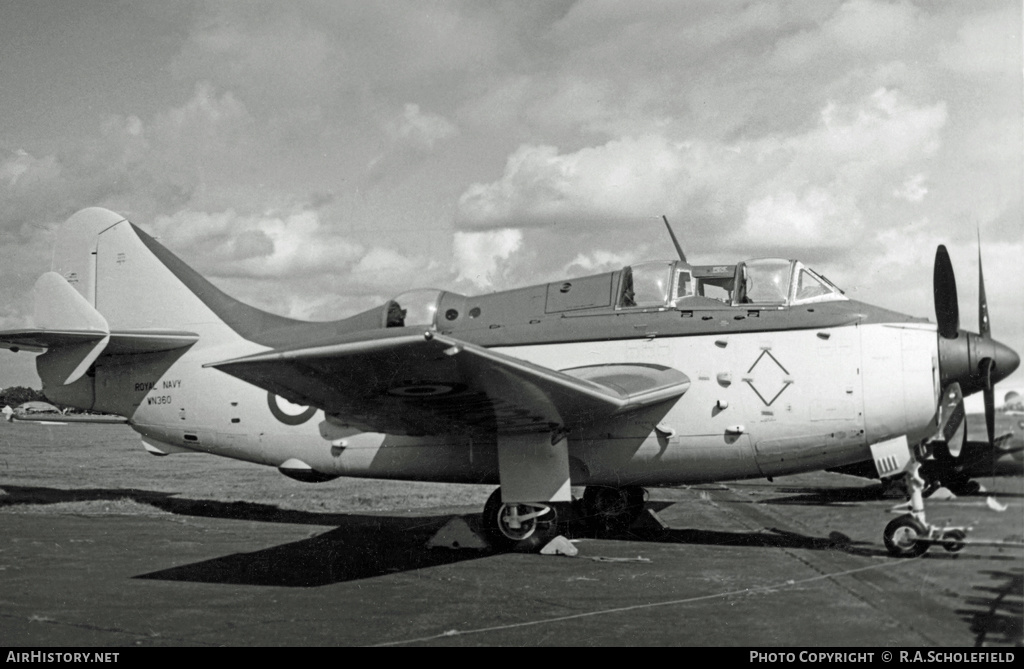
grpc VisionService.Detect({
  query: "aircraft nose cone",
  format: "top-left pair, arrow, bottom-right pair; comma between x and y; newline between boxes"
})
992,338 -> 1020,384
938,332 -> 1021,394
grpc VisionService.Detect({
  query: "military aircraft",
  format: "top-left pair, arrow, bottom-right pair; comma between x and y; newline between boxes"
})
0,207 -> 1019,556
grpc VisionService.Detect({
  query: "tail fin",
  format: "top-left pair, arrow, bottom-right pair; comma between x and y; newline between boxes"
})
51,207 -> 302,344
1,207 -> 305,413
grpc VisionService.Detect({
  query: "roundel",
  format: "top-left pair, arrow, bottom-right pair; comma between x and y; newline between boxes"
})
267,392 -> 318,425
387,382 -> 467,397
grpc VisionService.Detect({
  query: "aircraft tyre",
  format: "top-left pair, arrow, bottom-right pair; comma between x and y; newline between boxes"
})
941,529 -> 967,553
482,488 -> 561,552
883,514 -> 929,558
582,485 -> 647,537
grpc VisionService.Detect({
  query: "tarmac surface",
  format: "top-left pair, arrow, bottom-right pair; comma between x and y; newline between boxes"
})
0,424 -> 1021,646
0,420 -> 1019,643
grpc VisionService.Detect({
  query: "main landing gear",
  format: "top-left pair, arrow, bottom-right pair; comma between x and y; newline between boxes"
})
580,485 -> 647,537
883,461 -> 969,557
482,485 -> 649,552
482,488 -> 565,552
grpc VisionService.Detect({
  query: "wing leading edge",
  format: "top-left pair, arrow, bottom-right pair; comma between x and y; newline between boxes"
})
208,330 -> 689,436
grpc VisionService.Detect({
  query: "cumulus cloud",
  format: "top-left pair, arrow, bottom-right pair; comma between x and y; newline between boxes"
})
366,103 -> 460,182
561,249 -> 641,279
1,2 -> 1020,388
148,208 -> 363,279
939,4 -> 1021,74
0,150 -> 58,188
140,204 -> 445,318
894,174 -> 928,203
456,87 -> 948,255
456,136 -> 688,229
388,103 -> 458,151
452,229 -> 523,289
743,189 -> 849,248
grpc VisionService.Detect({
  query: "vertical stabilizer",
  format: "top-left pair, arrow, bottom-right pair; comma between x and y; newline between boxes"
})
51,207 -> 126,306
92,220 -> 236,344
48,207 -> 299,348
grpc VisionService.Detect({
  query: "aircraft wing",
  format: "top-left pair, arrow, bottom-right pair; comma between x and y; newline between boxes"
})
209,330 -> 689,436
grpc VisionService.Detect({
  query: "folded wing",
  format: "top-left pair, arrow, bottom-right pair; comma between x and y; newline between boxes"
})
208,330 -> 689,436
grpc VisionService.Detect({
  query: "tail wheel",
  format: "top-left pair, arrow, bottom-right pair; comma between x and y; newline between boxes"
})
941,529 -> 967,553
583,485 -> 647,537
482,488 -> 560,552
883,514 -> 929,558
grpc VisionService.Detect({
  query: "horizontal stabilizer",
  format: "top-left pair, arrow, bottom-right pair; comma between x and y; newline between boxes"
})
208,329 -> 689,436
2,271 -> 198,385
0,329 -> 106,353
0,329 -> 200,354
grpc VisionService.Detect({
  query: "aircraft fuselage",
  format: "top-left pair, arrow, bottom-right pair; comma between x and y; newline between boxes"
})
120,307 -> 939,488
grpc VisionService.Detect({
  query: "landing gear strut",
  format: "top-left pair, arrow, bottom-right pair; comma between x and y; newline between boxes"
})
883,461 -> 969,557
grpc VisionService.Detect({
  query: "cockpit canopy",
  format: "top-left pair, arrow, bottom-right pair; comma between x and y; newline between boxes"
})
380,258 -> 846,331
617,258 -> 845,310
384,288 -> 444,328
738,258 -> 845,306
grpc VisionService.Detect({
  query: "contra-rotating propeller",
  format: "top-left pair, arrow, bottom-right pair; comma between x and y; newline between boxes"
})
932,239 -> 1019,463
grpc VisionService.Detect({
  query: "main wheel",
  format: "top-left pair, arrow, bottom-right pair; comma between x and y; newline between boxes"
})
883,514 -> 929,558
582,485 -> 646,537
482,488 -> 560,552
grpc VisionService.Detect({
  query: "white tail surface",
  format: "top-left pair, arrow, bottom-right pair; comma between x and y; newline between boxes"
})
52,208 -> 239,347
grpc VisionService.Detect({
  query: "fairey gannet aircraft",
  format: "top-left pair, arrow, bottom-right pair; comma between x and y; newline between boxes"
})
1,207 -> 1018,556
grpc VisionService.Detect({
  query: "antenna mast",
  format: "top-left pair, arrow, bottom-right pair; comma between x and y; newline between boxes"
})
662,215 -> 687,263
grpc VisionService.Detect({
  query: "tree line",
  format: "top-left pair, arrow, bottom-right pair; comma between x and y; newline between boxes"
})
0,386 -> 48,408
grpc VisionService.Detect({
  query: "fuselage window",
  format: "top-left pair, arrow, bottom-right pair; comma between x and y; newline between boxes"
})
628,262 -> 672,308
795,270 -> 829,301
742,259 -> 792,305
385,301 -> 406,327
386,289 -> 444,329
672,269 -> 693,303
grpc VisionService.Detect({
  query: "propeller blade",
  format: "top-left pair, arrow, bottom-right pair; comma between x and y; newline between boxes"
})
933,245 -> 959,339
937,382 -> 966,458
981,357 -> 995,448
978,233 -> 990,338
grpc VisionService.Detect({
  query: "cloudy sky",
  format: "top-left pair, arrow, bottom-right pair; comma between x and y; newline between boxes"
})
1,0 -> 1021,398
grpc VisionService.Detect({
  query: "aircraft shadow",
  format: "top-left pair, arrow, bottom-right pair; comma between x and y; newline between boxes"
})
1,484 -> 494,585
5,484 -> 986,586
621,521 -> 882,557
745,484 -> 1024,506
741,484 -> 908,506
956,568 -> 1023,647
135,519 -> 490,587
0,484 -> 459,527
